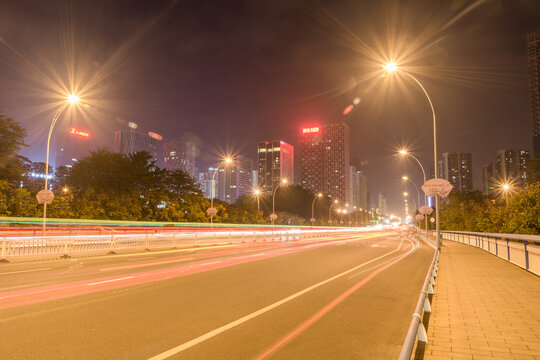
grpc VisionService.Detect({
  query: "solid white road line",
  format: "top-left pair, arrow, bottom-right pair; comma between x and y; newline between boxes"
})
147,238 -> 409,360
0,268 -> 52,275
87,276 -> 134,286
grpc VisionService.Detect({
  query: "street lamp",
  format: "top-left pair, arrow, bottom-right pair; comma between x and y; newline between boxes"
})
40,94 -> 80,234
253,188 -> 261,212
207,156 -> 233,226
311,192 -> 323,225
271,178 -> 288,225
385,63 -> 441,248
397,149 -> 427,203
328,199 -> 338,225
402,176 -> 421,213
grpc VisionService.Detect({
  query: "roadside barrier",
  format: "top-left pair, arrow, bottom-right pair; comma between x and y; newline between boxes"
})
398,236 -> 439,360
438,231 -> 540,276
0,228 -> 363,261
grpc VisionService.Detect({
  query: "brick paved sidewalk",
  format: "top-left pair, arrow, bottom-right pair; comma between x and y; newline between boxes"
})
415,240 -> 540,360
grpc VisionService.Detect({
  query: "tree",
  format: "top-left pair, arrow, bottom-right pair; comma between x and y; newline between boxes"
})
0,114 -> 30,185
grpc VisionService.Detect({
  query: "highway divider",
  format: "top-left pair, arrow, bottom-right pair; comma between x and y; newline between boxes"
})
0,228 -> 366,262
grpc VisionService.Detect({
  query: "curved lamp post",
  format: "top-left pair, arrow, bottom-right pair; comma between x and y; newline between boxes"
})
207,157 -> 233,227
271,178 -> 288,225
41,94 -> 80,234
310,192 -> 323,225
328,199 -> 338,225
385,63 -> 441,248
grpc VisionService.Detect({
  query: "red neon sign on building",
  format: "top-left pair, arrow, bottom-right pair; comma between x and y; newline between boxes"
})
302,127 -> 320,134
69,127 -> 89,137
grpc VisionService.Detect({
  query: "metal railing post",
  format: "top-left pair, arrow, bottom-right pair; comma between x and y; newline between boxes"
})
506,238 -> 510,261
524,240 -> 529,270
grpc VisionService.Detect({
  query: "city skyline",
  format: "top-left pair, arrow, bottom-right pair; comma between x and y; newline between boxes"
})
0,1 -> 539,214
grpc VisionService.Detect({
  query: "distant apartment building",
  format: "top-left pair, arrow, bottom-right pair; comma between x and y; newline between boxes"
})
163,141 -> 197,178
494,149 -> 530,187
441,152 -> 473,191
114,130 -> 159,160
198,170 -> 215,199
300,123 -> 350,204
528,31 -> 540,154
349,165 -> 368,211
257,141 -> 294,193
377,192 -> 387,217
481,162 -> 495,195
213,155 -> 254,204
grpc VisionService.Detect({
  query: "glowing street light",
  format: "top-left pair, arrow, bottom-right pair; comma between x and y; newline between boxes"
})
383,62 -> 398,72
40,94 -> 80,234
397,148 -> 427,204
253,188 -> 262,212
271,178 -> 288,225
385,63 -> 441,248
68,94 -> 79,104
207,156 -> 234,226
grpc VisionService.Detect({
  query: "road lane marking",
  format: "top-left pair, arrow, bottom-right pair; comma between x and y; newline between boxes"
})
256,238 -> 417,360
87,276 -> 134,286
147,238 -> 405,360
100,258 -> 194,271
127,256 -> 157,261
0,268 -> 52,275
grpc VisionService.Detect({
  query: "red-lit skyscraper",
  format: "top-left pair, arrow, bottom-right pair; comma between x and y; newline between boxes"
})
257,140 -> 294,193
300,123 -> 350,205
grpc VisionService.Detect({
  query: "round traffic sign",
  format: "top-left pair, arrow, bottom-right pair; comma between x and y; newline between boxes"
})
36,190 -> 54,204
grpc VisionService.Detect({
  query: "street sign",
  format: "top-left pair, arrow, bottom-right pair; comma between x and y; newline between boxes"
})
269,214 -> 278,221
419,205 -> 433,215
422,178 -> 453,198
415,214 -> 424,221
430,217 -> 435,223
206,207 -> 217,216
310,218 -> 316,223
36,190 -> 54,204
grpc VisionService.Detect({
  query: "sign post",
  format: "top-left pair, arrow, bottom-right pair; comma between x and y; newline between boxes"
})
422,179 -> 453,246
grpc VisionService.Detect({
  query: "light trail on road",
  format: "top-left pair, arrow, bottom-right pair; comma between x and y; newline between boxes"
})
0,232 -> 389,309
146,235 -> 416,360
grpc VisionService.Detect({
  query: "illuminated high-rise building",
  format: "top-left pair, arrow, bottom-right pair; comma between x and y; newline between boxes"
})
257,141 -> 294,193
528,31 -> 540,154
494,149 -> 530,188
215,155 -> 254,204
441,152 -> 473,191
300,123 -> 350,204
114,130 -> 159,161
163,141 -> 197,178
481,162 -> 495,195
55,127 -> 93,168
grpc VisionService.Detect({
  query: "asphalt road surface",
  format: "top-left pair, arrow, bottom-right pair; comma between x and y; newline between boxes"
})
0,230 -> 435,359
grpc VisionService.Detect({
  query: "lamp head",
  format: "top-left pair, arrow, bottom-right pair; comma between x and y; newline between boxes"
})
254,189 -> 261,195
68,94 -> 79,104
281,178 -> 288,184
317,192 -> 322,197
402,176 -> 408,180
398,149 -> 408,155
383,62 -> 398,72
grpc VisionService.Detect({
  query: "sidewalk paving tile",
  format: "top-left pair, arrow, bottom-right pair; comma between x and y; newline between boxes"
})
413,239 -> 540,359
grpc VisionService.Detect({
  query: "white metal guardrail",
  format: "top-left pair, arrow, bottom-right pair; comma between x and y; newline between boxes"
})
438,231 -> 540,276
398,236 -> 439,360
0,228 -> 364,261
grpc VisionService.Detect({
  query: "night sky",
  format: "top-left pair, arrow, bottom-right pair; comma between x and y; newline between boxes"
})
0,0 -> 539,215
